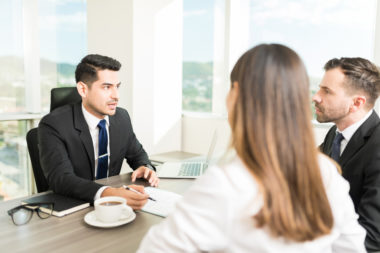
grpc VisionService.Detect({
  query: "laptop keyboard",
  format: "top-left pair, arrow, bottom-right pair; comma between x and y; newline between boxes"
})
178,163 -> 202,176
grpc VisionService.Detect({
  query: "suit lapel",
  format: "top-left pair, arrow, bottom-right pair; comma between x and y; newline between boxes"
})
73,102 -> 95,178
322,126 -> 337,156
109,112 -> 122,176
339,111 -> 380,167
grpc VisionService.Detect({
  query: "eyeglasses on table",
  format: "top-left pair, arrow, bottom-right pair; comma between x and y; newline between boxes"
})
7,202 -> 55,226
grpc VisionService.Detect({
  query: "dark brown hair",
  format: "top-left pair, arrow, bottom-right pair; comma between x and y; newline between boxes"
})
75,54 -> 121,85
324,57 -> 380,106
230,44 -> 333,241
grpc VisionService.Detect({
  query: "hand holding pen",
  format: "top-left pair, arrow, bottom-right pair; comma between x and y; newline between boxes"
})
123,185 -> 156,201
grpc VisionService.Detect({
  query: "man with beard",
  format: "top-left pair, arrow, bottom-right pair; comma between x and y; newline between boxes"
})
313,57 -> 380,252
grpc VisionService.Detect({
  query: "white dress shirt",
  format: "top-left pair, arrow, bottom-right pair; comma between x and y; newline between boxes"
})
137,154 -> 365,253
82,104 -> 110,200
338,109 -> 373,155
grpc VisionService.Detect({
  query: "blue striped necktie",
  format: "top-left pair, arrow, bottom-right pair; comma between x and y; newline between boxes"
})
331,132 -> 344,162
96,119 -> 108,179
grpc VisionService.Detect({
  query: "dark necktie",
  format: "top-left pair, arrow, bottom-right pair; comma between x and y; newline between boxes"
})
96,119 -> 108,179
331,132 -> 344,162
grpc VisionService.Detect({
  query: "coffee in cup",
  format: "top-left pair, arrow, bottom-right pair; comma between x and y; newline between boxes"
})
100,201 -> 122,206
94,196 -> 132,223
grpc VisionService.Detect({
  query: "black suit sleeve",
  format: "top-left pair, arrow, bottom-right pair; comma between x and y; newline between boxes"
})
358,151 -> 380,251
119,109 -> 153,170
124,131 -> 151,170
38,116 -> 102,203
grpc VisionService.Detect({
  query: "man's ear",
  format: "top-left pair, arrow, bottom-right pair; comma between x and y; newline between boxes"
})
77,81 -> 88,98
350,95 -> 366,113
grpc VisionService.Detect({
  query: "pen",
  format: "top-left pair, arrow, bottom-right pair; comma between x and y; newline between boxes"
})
123,185 -> 156,201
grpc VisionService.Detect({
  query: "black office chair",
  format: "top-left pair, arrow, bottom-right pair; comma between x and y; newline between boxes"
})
26,87 -> 82,192
26,128 -> 49,193
50,87 -> 81,111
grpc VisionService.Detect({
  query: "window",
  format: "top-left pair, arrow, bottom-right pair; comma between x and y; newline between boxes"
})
0,0 -> 87,201
0,0 -> 25,114
182,0 -> 377,117
182,1 -> 218,112
0,121 -> 29,201
248,0 -> 377,118
39,0 -> 87,112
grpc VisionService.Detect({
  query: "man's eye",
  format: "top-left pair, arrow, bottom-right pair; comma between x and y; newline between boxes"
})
104,86 -> 109,90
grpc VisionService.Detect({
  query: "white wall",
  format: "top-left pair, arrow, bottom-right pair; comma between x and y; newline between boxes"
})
132,0 -> 182,155
87,0 -> 133,112
375,0 -> 380,67
313,123 -> 332,146
87,0 -> 182,156
182,114 -> 231,156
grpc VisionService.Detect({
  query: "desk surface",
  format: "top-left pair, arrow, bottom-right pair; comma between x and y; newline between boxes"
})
0,173 -> 194,253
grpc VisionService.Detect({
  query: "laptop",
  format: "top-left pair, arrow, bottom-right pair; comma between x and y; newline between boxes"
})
158,131 -> 217,178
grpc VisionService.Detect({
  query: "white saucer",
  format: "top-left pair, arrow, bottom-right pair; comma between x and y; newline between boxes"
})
84,210 -> 136,228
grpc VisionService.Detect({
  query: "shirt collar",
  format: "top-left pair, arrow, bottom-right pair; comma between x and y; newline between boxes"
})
338,109 -> 373,142
82,104 -> 109,130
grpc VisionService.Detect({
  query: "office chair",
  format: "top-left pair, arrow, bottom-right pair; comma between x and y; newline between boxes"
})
50,87 -> 81,111
27,87 -> 82,192
26,128 -> 49,193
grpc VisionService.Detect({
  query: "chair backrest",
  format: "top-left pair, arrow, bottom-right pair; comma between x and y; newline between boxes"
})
28,87 -> 81,192
50,87 -> 81,112
26,128 -> 49,193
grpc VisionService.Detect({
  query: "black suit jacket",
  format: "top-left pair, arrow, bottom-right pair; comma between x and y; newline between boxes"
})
320,111 -> 380,251
38,102 -> 152,203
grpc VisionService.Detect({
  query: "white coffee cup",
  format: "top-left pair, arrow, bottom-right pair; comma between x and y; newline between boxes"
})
94,196 -> 133,223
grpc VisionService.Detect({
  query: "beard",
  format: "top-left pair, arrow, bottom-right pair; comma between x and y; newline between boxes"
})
314,103 -> 349,123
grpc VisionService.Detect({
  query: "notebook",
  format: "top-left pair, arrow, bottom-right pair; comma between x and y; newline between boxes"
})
141,187 -> 182,217
22,192 -> 90,217
158,131 -> 217,178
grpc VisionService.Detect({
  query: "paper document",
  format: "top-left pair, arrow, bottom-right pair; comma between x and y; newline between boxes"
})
141,187 -> 183,217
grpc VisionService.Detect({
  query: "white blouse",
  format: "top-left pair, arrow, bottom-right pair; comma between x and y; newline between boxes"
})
137,154 -> 366,253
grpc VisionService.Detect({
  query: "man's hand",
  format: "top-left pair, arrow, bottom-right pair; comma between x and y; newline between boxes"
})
131,166 -> 160,187
101,185 -> 148,210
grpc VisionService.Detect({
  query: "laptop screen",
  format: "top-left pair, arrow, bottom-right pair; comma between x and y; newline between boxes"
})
205,130 -> 217,165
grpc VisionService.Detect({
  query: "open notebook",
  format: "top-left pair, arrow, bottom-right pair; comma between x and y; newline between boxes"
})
141,187 -> 182,217
157,130 -> 217,178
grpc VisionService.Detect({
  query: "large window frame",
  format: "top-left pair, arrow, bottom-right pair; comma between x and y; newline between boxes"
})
0,0 -> 86,199
181,0 -> 380,155
184,0 -> 380,116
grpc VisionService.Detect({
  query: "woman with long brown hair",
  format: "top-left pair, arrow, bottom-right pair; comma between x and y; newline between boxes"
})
137,44 -> 365,252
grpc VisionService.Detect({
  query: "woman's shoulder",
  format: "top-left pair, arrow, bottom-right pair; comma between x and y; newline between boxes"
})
199,155 -> 259,198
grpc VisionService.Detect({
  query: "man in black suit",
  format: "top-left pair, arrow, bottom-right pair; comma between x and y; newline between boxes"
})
39,54 -> 159,209
313,57 -> 380,252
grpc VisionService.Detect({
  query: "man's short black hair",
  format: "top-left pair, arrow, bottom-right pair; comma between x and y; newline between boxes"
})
75,54 -> 121,85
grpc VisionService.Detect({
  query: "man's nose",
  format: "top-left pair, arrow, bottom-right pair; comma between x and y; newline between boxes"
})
111,86 -> 119,100
312,91 -> 321,103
